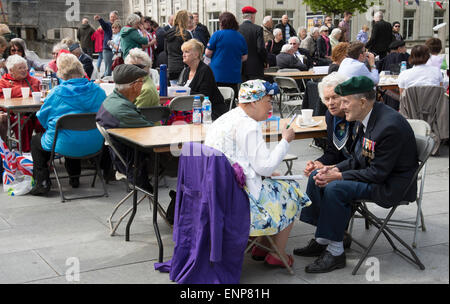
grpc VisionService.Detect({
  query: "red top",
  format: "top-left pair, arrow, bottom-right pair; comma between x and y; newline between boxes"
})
91,28 -> 105,53
0,73 -> 41,98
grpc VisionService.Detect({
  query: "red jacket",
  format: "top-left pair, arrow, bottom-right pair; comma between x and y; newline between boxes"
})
91,28 -> 104,53
0,73 -> 41,98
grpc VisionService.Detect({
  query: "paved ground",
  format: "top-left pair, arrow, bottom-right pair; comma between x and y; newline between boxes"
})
0,133 -> 448,284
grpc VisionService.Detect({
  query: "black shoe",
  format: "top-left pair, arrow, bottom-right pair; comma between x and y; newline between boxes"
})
305,251 -> 346,273
343,232 -> 352,249
293,239 -> 327,257
69,177 -> 80,188
30,179 -> 51,196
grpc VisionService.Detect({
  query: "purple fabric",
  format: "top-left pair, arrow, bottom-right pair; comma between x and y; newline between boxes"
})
154,143 -> 251,284
232,163 -> 246,189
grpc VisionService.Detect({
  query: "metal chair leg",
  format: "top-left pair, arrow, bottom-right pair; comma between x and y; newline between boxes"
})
266,236 -> 294,275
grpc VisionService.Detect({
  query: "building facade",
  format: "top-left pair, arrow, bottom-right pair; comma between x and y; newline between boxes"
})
127,0 -> 449,46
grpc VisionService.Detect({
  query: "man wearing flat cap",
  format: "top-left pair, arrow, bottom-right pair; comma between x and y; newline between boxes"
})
294,76 -> 418,273
96,64 -> 154,192
239,6 -> 267,81
69,43 -> 94,78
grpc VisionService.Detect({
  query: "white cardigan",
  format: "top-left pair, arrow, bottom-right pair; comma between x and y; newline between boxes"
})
205,107 -> 289,199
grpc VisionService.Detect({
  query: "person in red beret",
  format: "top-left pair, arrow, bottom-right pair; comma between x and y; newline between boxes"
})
238,6 -> 267,81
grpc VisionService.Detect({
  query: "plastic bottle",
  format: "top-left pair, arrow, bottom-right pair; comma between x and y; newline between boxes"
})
29,67 -> 35,77
202,96 -> 212,124
400,61 -> 407,73
192,96 -> 202,125
159,64 -> 168,97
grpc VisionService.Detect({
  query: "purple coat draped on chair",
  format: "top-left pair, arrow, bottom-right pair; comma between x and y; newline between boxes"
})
154,142 -> 250,284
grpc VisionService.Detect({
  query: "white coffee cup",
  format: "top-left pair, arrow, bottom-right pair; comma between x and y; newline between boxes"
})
2,88 -> 12,100
301,109 -> 313,124
21,87 -> 30,98
32,91 -> 42,103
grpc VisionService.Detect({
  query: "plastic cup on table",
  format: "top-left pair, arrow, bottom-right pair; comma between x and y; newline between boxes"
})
32,91 -> 42,103
301,109 -> 313,124
2,88 -> 12,100
21,87 -> 30,98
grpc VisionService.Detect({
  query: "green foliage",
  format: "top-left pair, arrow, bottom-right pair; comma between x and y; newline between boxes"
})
302,0 -> 378,16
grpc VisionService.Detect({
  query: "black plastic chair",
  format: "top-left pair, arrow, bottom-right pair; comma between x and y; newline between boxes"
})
50,113 -> 108,203
140,106 -> 171,124
348,134 -> 435,275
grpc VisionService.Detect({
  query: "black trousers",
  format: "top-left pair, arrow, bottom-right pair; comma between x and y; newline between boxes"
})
31,134 -> 81,184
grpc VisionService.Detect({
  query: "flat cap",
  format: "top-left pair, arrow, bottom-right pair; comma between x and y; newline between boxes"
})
242,6 -> 257,14
113,64 -> 148,84
389,40 -> 406,50
69,43 -> 80,52
334,76 -> 374,96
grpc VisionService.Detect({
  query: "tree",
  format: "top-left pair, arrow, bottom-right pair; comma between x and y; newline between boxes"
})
302,0 -> 378,16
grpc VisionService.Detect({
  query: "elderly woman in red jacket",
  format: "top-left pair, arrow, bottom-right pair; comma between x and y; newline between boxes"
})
0,54 -> 42,152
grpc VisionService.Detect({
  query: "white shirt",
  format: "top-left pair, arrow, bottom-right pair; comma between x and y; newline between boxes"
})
426,54 -> 444,70
397,64 -> 443,89
338,58 -> 379,85
205,107 -> 290,199
294,51 -> 304,63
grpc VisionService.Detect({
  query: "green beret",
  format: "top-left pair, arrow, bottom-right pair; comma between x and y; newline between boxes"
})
334,76 -> 375,96
113,64 -> 148,84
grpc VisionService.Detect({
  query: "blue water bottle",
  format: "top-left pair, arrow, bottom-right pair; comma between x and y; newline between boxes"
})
159,64 -> 167,97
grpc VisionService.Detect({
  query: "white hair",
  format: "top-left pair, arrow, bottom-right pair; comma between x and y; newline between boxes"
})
374,11 -> 383,21
297,26 -> 306,33
319,25 -> 329,33
318,72 -> 349,103
310,27 -> 319,35
330,28 -> 342,39
5,54 -> 27,71
115,83 -> 133,91
125,48 -> 152,68
288,36 -> 300,44
281,44 -> 293,53
53,42 -> 68,53
273,28 -> 282,37
263,16 -> 272,24
126,14 -> 141,26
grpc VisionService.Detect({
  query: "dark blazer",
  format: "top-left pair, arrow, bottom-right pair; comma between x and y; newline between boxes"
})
316,36 -> 332,58
275,22 -> 296,43
366,20 -> 394,58
79,53 -> 93,78
316,111 -> 354,166
336,102 -> 418,206
276,52 -> 308,71
178,60 -> 227,120
239,20 -> 267,80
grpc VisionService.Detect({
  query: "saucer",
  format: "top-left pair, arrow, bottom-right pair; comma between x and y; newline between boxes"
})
296,116 -> 321,127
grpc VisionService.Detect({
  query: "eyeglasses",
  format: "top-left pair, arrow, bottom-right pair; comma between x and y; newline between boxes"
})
10,48 -> 21,54
394,25 -> 400,28
289,42 -> 298,45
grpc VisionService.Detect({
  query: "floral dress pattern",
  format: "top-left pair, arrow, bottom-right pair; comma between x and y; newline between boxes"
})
245,178 -> 311,236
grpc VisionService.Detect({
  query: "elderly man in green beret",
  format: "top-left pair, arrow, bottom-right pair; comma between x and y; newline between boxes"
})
294,76 -> 419,273
96,64 -> 154,192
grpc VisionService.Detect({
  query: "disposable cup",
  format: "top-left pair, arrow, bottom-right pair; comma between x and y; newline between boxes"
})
21,87 -> 30,98
32,91 -> 42,103
301,109 -> 313,124
2,88 -> 12,100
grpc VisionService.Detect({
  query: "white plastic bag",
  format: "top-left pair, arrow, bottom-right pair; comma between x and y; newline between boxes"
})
3,174 -> 34,196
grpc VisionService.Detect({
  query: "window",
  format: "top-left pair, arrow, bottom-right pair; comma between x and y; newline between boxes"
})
265,10 -> 294,26
403,10 -> 414,40
54,29 -> 61,40
133,0 -> 140,9
434,10 -> 445,27
145,0 -> 152,4
305,12 -> 324,31
208,12 -> 220,34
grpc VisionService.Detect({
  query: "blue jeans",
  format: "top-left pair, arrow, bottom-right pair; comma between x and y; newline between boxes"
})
300,170 -> 372,242
103,49 -> 113,77
96,51 -> 103,70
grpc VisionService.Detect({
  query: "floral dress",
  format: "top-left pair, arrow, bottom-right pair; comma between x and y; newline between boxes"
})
246,179 -> 311,236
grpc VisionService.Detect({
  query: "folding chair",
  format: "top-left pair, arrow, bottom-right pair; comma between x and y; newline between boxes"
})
96,107 -> 171,236
50,113 -> 108,203
169,95 -> 204,112
349,134 -> 434,275
245,236 -> 294,275
218,87 -> 235,111
274,76 -> 303,118
283,154 -> 298,175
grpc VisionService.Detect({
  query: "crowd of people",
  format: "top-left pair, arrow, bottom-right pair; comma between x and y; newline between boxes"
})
0,6 -> 448,280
